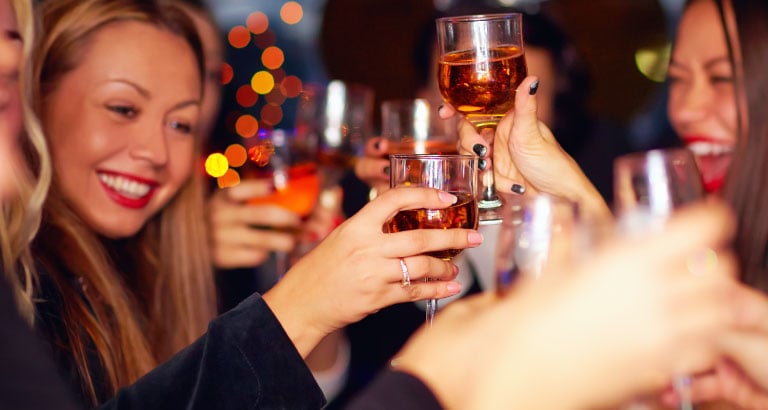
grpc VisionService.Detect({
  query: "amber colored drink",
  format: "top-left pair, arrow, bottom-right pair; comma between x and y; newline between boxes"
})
246,162 -> 320,217
438,45 -> 527,130
386,139 -> 459,156
386,193 -> 478,260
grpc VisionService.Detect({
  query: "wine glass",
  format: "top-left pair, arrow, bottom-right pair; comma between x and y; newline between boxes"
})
386,154 -> 479,326
613,147 -> 703,410
494,193 -> 581,294
243,128 -> 321,276
436,13 -> 527,224
380,98 -> 458,155
295,79 -> 374,188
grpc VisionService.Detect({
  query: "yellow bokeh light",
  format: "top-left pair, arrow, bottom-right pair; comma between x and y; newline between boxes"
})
262,46 -> 285,70
280,2 -> 303,25
225,144 -> 248,168
218,169 -> 241,188
228,25 -> 251,49
247,12 -> 269,35
235,114 -> 259,138
205,153 -> 229,178
251,71 -> 275,95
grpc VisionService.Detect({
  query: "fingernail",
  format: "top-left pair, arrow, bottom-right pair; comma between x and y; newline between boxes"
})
472,143 -> 487,157
438,191 -> 457,203
452,264 -> 459,276
373,140 -> 381,150
529,80 -> 539,96
446,282 -> 461,294
468,231 -> 483,245
478,159 -> 487,171
438,104 -> 445,114
383,165 -> 390,176
511,184 -> 526,194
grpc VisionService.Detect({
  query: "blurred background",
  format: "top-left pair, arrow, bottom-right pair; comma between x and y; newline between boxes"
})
204,0 -> 685,407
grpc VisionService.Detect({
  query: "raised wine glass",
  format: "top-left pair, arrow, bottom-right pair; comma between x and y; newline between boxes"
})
386,154 -> 479,326
494,192 -> 581,294
244,128 -> 321,276
613,147 -> 703,410
436,13 -> 527,224
381,98 -> 459,155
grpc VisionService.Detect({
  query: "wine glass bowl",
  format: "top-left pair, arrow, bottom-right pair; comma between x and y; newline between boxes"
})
380,98 -> 458,155
436,13 -> 527,223
387,154 -> 479,324
495,193 -> 580,294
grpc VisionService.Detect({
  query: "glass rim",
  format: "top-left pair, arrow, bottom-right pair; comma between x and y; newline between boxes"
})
615,147 -> 694,162
389,153 -> 477,160
436,13 -> 523,23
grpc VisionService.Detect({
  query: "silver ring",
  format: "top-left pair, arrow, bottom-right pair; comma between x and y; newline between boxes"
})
399,258 -> 411,288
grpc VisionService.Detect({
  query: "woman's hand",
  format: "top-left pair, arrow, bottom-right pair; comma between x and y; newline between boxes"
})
354,137 -> 391,197
395,200 -> 755,410
444,76 -> 612,224
661,286 -> 768,409
206,179 -> 301,269
263,187 -> 483,357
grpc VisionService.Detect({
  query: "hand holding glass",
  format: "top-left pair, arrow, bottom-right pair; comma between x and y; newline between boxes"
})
387,154 -> 479,325
436,13 -> 527,223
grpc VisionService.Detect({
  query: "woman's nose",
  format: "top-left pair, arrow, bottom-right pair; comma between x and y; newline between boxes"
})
130,126 -> 170,166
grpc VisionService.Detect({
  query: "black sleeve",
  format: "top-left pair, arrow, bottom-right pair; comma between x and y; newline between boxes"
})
344,370 -> 443,410
98,293 -> 326,410
0,276 -> 79,410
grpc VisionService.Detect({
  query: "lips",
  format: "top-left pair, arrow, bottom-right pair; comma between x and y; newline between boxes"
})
681,136 -> 734,193
97,170 -> 159,209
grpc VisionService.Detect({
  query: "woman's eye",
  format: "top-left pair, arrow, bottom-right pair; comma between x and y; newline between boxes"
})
710,75 -> 734,84
169,121 -> 193,134
107,105 -> 137,118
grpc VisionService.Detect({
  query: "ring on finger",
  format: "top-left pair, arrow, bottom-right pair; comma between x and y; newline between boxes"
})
399,258 -> 411,288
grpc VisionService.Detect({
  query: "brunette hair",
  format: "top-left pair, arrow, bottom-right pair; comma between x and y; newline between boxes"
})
28,0 -> 216,404
692,0 -> 768,290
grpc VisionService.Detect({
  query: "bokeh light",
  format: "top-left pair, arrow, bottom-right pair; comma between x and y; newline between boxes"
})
280,2 -> 303,25
251,71 -> 275,94
228,25 -> 251,49
260,103 -> 283,126
266,88 -> 287,105
280,76 -> 303,98
205,153 -> 229,178
247,12 -> 269,35
236,85 -> 259,107
218,169 -> 241,188
262,46 -> 285,70
253,30 -> 277,49
221,62 -> 234,85
224,144 -> 248,167
235,114 -> 259,138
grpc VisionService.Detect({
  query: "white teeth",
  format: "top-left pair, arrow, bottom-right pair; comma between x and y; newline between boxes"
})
687,142 -> 734,156
98,173 -> 151,198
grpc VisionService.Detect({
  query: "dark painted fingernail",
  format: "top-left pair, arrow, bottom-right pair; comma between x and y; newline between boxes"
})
373,140 -> 381,150
511,184 -> 526,194
438,104 -> 444,112
529,80 -> 539,96
472,143 -> 487,157
383,165 -> 390,176
478,159 -> 488,171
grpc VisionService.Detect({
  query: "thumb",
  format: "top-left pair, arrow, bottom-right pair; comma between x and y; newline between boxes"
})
509,76 -> 542,150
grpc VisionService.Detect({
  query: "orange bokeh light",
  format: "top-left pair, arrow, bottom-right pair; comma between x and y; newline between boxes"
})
225,144 -> 248,168
251,71 -> 275,95
221,62 -> 234,85
236,85 -> 259,107
228,25 -> 251,49
247,12 -> 269,35
280,2 -> 303,25
262,46 -> 285,70
218,169 -> 241,188
280,76 -> 303,98
235,114 -> 259,138
260,104 -> 283,126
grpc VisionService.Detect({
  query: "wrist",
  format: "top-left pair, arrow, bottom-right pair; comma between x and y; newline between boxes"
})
262,283 -> 327,358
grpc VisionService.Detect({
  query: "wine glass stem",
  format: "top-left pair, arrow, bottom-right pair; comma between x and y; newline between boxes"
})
425,296 -> 437,327
477,126 -> 502,223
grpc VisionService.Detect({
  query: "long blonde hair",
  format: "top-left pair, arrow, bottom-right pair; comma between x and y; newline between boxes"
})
25,0 -> 217,404
0,0 -> 52,322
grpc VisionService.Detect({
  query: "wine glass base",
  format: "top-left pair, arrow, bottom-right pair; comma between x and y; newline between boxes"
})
478,205 -> 503,225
